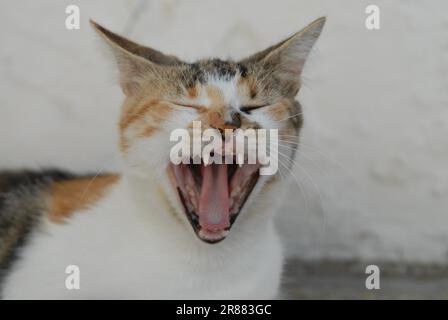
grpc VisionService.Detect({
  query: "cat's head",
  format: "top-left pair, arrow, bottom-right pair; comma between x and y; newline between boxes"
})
92,18 -> 325,244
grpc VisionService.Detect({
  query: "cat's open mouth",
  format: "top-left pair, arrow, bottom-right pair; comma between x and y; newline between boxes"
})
169,159 -> 260,244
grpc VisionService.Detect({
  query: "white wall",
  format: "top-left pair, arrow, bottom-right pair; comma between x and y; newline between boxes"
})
1,0 -> 447,263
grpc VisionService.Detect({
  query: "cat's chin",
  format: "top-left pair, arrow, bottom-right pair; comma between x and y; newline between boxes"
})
168,160 -> 260,244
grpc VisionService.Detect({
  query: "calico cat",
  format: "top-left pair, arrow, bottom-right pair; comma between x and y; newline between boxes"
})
0,17 -> 325,299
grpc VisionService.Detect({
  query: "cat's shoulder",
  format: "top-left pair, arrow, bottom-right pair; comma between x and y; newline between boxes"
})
0,169 -> 119,287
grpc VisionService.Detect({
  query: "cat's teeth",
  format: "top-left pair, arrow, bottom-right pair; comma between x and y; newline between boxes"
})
190,194 -> 197,208
182,155 -> 190,164
237,154 -> 244,167
203,153 -> 211,166
231,186 -> 241,198
186,185 -> 197,208
187,185 -> 195,197
186,184 -> 193,196
215,147 -> 223,157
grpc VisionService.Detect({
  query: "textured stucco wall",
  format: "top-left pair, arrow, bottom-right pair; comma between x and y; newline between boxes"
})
1,0 -> 447,263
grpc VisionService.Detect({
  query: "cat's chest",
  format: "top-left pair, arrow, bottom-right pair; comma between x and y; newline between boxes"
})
2,202 -> 282,299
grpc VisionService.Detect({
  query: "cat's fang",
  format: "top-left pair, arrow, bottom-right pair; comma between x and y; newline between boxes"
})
169,160 -> 260,243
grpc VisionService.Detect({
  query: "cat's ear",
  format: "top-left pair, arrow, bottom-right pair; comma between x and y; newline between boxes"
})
241,17 -> 325,95
90,20 -> 180,96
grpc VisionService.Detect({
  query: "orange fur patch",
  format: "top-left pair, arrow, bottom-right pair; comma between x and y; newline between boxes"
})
238,76 -> 258,99
119,100 -> 158,132
267,101 -> 289,121
119,99 -> 173,151
205,86 -> 224,107
146,101 -> 173,122
187,84 -> 199,99
206,110 -> 225,129
46,175 -> 120,224
139,126 -> 156,138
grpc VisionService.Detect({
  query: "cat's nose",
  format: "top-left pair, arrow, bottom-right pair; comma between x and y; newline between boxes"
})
224,111 -> 241,129
208,110 -> 241,131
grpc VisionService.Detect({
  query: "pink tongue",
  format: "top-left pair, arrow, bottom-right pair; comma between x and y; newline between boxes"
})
198,164 -> 230,231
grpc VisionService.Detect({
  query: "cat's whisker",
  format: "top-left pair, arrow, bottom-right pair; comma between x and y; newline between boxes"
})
278,138 -> 354,177
276,148 -> 327,230
272,141 -> 327,173
268,153 -> 310,216
275,112 -> 304,122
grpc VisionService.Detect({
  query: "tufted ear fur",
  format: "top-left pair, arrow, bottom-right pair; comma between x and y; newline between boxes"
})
241,17 -> 325,96
90,20 -> 181,96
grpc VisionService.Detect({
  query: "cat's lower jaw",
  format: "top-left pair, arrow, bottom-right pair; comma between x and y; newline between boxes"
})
2,174 -> 284,299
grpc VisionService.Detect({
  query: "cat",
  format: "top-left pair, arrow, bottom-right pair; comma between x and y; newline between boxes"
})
0,17 -> 325,299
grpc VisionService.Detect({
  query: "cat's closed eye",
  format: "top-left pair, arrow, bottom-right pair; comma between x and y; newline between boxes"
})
240,104 -> 269,114
170,101 -> 269,114
169,101 -> 204,111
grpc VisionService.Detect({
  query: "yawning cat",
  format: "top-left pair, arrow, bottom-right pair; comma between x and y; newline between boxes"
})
0,17 -> 325,299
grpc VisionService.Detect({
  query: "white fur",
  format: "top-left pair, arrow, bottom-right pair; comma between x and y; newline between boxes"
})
206,74 -> 241,111
2,175 -> 285,299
